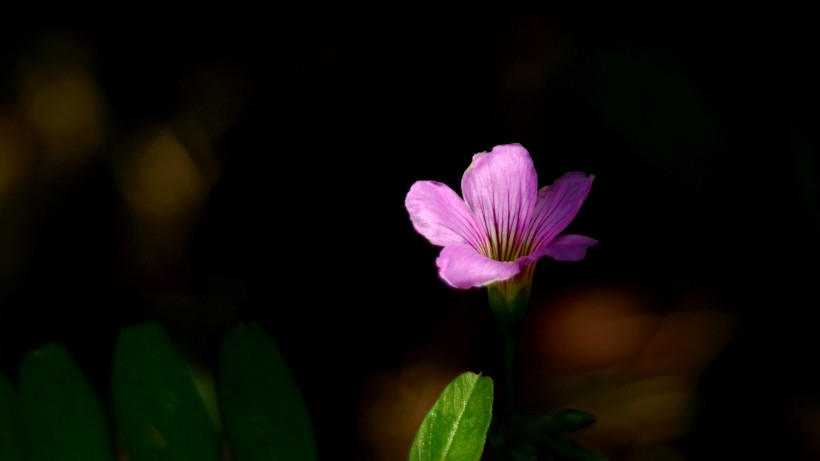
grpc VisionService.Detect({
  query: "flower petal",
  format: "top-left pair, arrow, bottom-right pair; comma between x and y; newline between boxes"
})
525,234 -> 598,262
461,144 -> 538,261
436,245 -> 521,289
406,180 -> 486,249
530,172 -> 594,250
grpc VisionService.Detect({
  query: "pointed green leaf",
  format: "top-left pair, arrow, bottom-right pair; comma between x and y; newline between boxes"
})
540,409 -> 596,432
0,371 -> 24,461
112,321 -> 220,461
16,342 -> 114,461
409,371 -> 494,461
218,322 -> 318,461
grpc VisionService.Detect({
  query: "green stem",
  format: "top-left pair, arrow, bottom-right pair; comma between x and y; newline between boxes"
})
501,328 -> 517,419
487,283 -> 529,425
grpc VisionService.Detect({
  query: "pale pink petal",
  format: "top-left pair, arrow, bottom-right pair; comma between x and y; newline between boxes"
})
530,172 -> 594,250
436,245 -> 521,289
523,234 -> 598,262
460,144 -> 538,260
405,180 -> 486,250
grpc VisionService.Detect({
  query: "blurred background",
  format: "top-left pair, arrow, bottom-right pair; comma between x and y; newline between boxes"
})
2,5 -> 819,460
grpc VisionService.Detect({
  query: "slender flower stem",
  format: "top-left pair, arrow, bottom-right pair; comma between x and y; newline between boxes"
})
501,327 -> 517,418
488,282 -> 529,423
489,284 -> 528,461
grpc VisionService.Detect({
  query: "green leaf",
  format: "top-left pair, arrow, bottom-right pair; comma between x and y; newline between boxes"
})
0,371 -> 24,461
540,409 -> 596,433
112,321 -> 220,461
218,322 -> 318,461
16,342 -> 114,461
409,371 -> 494,461
490,410 -> 606,461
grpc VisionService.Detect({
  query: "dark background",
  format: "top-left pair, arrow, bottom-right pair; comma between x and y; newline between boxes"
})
2,6 -> 819,460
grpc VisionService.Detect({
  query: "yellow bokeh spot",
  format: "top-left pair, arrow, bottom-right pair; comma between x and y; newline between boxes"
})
17,33 -> 106,173
119,126 -> 208,224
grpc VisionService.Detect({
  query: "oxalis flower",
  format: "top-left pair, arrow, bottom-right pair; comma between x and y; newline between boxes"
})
405,143 -> 596,325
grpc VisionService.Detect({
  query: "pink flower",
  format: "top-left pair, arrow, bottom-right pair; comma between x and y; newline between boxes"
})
405,143 -> 596,291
